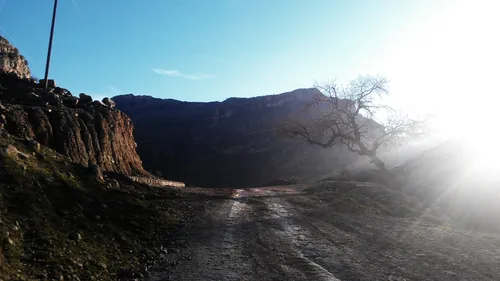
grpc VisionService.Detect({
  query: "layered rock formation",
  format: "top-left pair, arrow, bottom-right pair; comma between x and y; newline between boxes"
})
0,36 -> 31,79
0,72 -> 147,175
113,89 -> 364,187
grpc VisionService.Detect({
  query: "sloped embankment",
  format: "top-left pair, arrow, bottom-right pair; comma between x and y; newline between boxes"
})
0,133 -> 198,281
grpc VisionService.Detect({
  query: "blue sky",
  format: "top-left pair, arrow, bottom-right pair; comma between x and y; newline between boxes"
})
0,0 -> 498,131
0,0 -> 451,101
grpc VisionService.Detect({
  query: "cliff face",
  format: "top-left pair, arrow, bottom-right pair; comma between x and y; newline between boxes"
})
113,89 -> 363,187
0,72 -> 147,175
0,36 -> 31,79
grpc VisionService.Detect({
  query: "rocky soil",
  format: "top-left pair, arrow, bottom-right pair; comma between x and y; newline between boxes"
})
0,133 -> 201,281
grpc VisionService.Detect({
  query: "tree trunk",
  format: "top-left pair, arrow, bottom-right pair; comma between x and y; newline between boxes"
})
369,154 -> 387,173
367,153 -> 400,189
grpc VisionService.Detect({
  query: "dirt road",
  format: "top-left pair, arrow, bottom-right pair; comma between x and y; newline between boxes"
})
149,182 -> 500,281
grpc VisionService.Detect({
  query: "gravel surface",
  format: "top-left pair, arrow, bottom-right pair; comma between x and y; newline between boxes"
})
148,182 -> 500,281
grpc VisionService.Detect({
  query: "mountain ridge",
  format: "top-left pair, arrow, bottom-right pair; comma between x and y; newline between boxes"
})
113,87 -> 321,105
113,88 -> 364,188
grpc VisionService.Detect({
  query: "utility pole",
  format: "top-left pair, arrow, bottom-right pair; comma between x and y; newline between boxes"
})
44,0 -> 59,89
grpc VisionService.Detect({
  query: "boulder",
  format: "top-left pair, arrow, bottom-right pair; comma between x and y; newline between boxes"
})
1,144 -> 18,158
63,96 -> 79,107
25,139 -> 41,152
0,144 -> 28,159
39,79 -> 56,88
0,114 -> 6,126
102,98 -> 116,109
89,163 -> 104,183
22,92 -> 42,105
24,92 -> 39,98
45,94 -> 62,106
93,100 -> 106,107
53,87 -> 71,97
68,232 -> 83,241
106,179 -> 120,189
79,93 -> 92,104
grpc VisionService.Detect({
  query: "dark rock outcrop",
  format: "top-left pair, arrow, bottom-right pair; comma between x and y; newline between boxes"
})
89,162 -> 104,183
113,89 -> 364,187
79,93 -> 93,104
39,79 -> 56,88
0,72 -> 146,175
25,139 -> 41,152
102,97 -> 116,109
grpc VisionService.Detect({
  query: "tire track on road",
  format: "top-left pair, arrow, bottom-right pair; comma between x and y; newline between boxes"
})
254,193 -> 342,281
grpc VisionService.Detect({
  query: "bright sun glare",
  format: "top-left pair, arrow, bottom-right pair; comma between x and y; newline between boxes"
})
437,110 -> 500,174
378,0 -> 500,172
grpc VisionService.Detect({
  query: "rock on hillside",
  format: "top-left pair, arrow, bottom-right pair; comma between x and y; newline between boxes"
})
0,72 -> 147,175
113,89 -> 365,187
0,36 -> 31,79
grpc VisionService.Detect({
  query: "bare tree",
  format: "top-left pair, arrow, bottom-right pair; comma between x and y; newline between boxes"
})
282,75 -> 424,173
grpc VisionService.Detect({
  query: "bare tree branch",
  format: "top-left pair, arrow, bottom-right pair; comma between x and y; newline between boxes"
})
281,75 -> 426,173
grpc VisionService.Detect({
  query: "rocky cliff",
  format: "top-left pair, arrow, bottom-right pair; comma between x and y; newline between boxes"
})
0,72 -> 147,175
0,36 -> 31,79
113,89 -> 363,187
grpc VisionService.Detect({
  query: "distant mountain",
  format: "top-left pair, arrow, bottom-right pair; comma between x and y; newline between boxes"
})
113,88 -> 365,187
